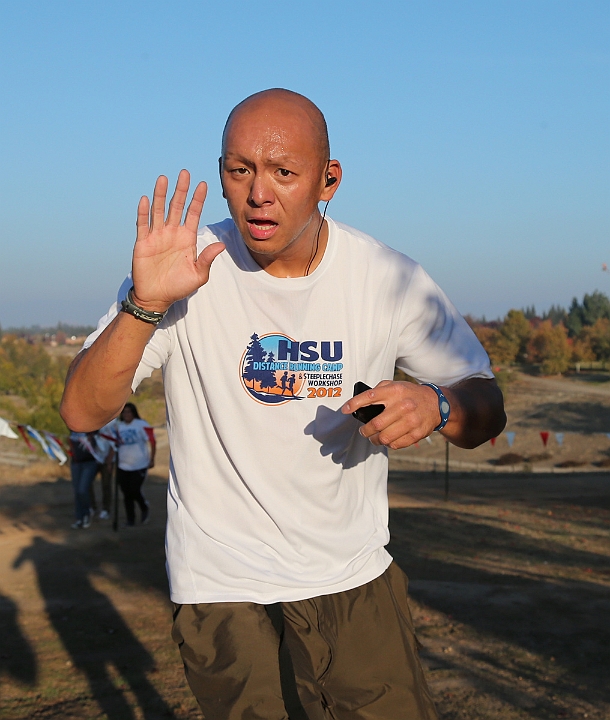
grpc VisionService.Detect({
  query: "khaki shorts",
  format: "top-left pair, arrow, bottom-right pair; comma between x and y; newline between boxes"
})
172,562 -> 438,720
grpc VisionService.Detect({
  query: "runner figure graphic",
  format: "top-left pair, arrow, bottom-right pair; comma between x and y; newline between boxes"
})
287,374 -> 296,396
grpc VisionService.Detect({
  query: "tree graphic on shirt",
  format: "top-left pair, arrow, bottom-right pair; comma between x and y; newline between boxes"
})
260,351 -> 278,392
242,333 -> 267,390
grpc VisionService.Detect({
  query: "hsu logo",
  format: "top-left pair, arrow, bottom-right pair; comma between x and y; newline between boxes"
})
277,339 -> 343,363
240,333 -> 343,405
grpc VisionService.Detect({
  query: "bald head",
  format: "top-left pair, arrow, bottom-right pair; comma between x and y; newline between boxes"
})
222,89 -> 330,171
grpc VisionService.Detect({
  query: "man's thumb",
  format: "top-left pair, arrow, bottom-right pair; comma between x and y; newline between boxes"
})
196,242 -> 225,273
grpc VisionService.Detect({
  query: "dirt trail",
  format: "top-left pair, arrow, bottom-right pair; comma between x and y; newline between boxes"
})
529,374 -> 610,398
0,375 -> 609,718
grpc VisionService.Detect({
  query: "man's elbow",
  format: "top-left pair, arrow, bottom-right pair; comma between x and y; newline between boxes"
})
478,407 -> 507,448
60,395 -> 90,432
456,410 -> 506,450
452,381 -> 507,449
467,393 -> 507,449
60,384 -> 111,432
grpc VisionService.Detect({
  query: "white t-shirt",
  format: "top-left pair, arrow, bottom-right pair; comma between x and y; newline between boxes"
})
113,418 -> 151,471
85,218 -> 493,604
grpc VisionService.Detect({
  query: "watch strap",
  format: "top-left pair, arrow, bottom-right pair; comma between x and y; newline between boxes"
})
421,382 -> 450,431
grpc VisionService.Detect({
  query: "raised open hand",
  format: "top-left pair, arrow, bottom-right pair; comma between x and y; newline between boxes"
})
131,170 -> 225,312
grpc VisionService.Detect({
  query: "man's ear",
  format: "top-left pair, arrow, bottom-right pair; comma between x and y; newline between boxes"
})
218,157 -> 226,199
320,159 -> 342,202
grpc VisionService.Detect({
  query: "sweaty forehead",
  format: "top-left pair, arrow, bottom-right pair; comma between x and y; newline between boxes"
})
222,92 -> 329,165
225,120 -> 306,163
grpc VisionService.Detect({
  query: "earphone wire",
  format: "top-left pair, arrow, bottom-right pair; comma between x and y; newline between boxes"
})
305,161 -> 333,277
305,199 -> 330,277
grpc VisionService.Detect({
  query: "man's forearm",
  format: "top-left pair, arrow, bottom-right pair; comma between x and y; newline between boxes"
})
60,312 -> 155,432
441,378 -> 506,449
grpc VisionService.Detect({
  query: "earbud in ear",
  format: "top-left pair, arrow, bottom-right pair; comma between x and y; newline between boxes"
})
325,176 -> 337,187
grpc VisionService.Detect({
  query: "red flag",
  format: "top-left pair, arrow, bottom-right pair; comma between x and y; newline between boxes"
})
490,437 -> 497,446
540,431 -> 549,447
17,425 -> 36,452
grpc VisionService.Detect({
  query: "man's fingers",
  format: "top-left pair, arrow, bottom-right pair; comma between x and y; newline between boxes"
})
341,379 -> 398,415
166,169 -> 191,227
341,387 -> 379,415
184,181 -> 208,233
136,196 -> 150,241
364,419 -> 423,449
151,175 -> 169,231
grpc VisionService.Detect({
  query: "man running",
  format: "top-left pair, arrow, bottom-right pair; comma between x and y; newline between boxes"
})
61,88 -> 505,719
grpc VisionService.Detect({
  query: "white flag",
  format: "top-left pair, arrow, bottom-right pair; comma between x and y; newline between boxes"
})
506,431 -> 515,447
555,432 -> 564,446
0,418 -> 18,440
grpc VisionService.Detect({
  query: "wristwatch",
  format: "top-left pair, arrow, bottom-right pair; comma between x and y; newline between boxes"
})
120,287 -> 168,325
421,382 -> 450,431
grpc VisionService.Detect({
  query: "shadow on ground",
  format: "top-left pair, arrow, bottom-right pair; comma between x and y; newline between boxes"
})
0,472 -> 183,719
0,593 -> 37,689
388,470 -> 610,718
1,469 -> 609,718
13,536 -> 173,719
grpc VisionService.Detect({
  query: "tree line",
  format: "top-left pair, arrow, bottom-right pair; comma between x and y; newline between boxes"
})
469,291 -> 610,375
0,335 -> 71,435
1,290 -> 608,438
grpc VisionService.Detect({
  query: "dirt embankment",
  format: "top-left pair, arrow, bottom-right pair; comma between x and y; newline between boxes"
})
391,371 -> 610,473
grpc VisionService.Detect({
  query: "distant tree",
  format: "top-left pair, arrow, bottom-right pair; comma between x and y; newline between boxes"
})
5,323 -> 95,339
0,336 -> 70,434
473,326 -> 502,365
527,320 -> 570,375
565,291 -> 610,337
584,318 -> 610,363
499,309 -> 531,363
542,304 -> 567,326
565,297 -> 582,336
474,311 -> 532,366
522,305 -> 537,321
571,335 -> 595,364
581,292 -> 610,326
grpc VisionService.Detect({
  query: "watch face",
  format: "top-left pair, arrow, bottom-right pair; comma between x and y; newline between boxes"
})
440,400 -> 450,416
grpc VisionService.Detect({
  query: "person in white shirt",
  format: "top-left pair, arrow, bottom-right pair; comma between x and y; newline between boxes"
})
113,402 -> 155,526
61,89 -> 505,720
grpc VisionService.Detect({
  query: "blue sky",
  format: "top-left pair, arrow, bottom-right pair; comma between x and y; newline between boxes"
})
1,1 -> 608,327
